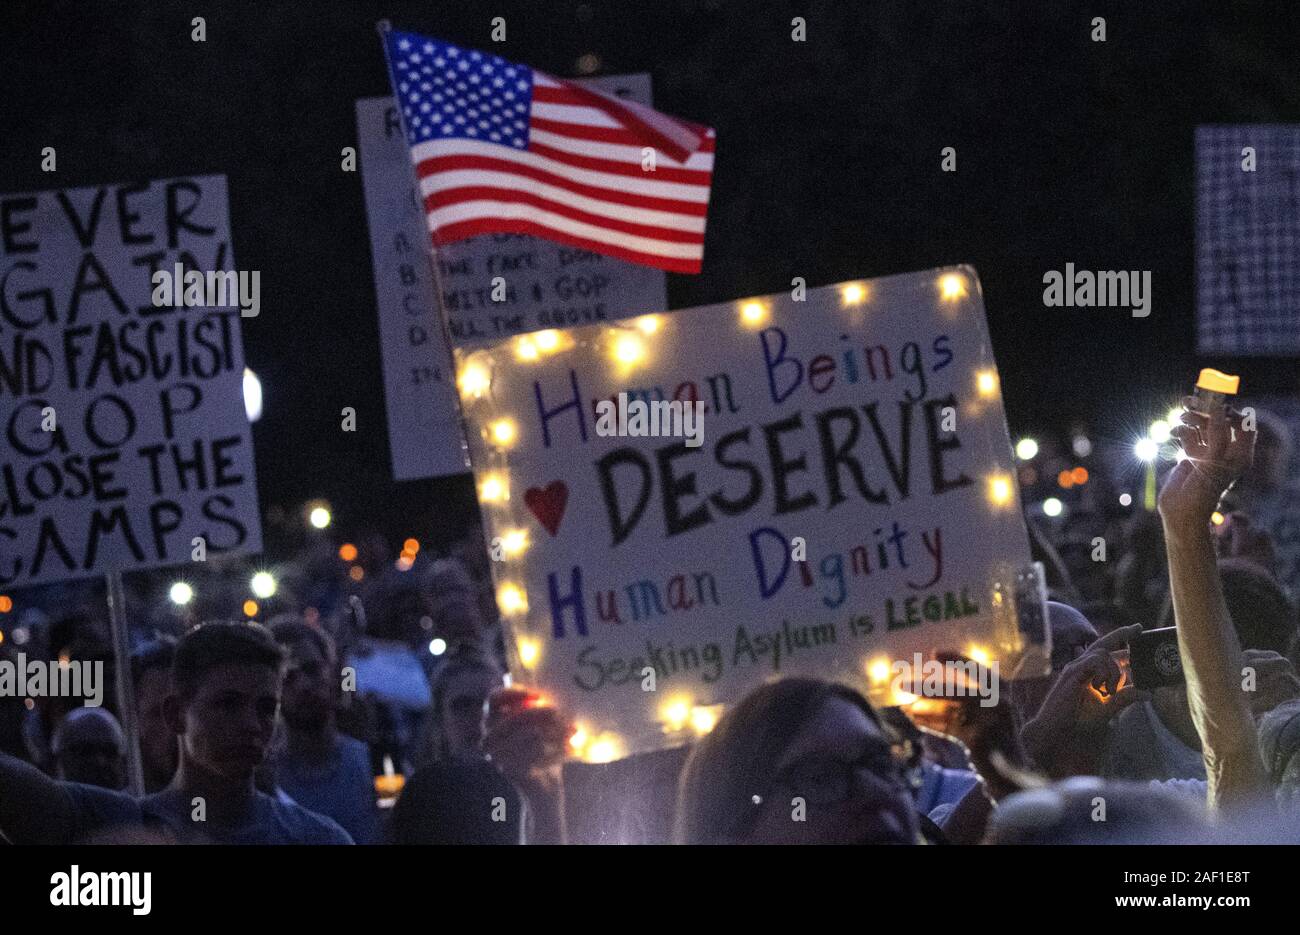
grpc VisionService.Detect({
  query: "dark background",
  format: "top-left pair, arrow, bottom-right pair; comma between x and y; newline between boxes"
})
3,0 -> 1299,559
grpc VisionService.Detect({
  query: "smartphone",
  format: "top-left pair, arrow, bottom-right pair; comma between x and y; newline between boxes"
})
1128,626 -> 1184,690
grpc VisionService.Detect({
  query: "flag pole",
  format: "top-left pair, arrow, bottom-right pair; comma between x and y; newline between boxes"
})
376,19 -> 473,471
106,569 -> 145,796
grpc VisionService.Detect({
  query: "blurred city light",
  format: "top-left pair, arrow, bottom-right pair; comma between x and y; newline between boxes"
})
1042,497 -> 1064,517
1015,438 -> 1039,460
169,582 -> 194,606
1134,437 -> 1159,462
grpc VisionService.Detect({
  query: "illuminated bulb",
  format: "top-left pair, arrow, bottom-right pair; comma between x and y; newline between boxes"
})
459,363 -> 491,397
169,582 -> 194,606
501,528 -> 528,556
1042,497 -> 1064,517
569,727 -> 589,751
585,733 -> 623,764
518,637 -> 540,668
479,474 -> 507,502
243,599 -> 259,618
0,595 -> 10,613
403,538 -> 420,554
987,474 -> 1013,507
309,506 -> 331,529
1072,435 -> 1093,458
1134,437 -> 1158,462
634,315 -> 661,334
490,419 -> 517,446
739,301 -> 768,327
1211,511 -> 1225,526
1119,493 -> 1133,507
1071,466 -> 1089,485
395,555 -> 414,572
1015,438 -> 1039,460
250,571 -> 277,599
498,583 -> 527,615
966,644 -> 992,667
1167,405 -> 1184,426
976,370 -> 999,397
662,698 -> 691,732
939,273 -> 968,300
349,565 -> 365,582
841,283 -> 866,305
515,338 -> 539,361
535,329 -> 560,351
428,638 -> 447,656
1149,420 -> 1171,444
868,658 -> 892,684
690,706 -> 719,735
338,543 -> 357,562
613,333 -> 645,365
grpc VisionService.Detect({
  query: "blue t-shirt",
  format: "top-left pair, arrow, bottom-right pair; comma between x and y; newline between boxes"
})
63,783 -> 353,845
272,735 -> 379,845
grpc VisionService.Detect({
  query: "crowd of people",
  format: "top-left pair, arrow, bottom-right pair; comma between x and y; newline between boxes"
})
0,399 -> 1297,845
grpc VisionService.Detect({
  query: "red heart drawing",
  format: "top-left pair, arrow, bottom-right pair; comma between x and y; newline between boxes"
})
524,481 -> 569,537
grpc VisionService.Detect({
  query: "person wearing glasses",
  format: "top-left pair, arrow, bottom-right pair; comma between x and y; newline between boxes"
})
673,678 -> 929,844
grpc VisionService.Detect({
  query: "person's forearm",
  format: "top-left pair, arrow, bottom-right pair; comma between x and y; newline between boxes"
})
1162,517 -> 1270,809
0,751 -> 75,844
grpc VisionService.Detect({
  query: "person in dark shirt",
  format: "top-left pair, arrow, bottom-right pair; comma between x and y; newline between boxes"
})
0,621 -> 351,845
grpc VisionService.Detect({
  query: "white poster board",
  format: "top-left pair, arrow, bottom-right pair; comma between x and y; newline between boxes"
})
355,74 -> 669,480
456,267 -> 1034,757
0,175 -> 261,587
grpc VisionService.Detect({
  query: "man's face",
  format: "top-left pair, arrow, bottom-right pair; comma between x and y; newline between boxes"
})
440,669 -> 498,756
57,716 -> 126,790
279,638 -> 333,730
136,668 -> 178,782
175,663 -> 280,780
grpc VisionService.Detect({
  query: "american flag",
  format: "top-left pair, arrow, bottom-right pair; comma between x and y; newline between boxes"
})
382,29 -> 714,273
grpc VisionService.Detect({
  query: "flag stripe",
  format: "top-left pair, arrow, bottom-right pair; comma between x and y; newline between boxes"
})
428,200 -> 703,259
420,170 -> 707,232
529,128 -> 715,171
530,116 -> 718,155
413,144 -> 710,208
527,140 -> 713,185
424,186 -> 705,243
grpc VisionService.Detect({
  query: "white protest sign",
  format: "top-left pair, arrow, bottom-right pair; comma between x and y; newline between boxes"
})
0,175 -> 261,587
457,267 -> 1035,758
355,74 -> 669,481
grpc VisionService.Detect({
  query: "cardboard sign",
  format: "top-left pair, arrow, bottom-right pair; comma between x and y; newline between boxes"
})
0,175 -> 261,587
456,267 -> 1034,757
355,74 -> 669,480
1196,125 -> 1300,355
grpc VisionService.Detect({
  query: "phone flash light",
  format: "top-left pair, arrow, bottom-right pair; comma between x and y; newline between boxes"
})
1195,368 -> 1240,395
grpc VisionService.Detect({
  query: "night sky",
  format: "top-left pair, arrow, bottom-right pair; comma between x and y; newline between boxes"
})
4,0 -> 1299,557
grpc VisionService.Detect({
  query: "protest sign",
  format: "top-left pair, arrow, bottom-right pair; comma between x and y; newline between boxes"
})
355,74 -> 669,480
457,267 -> 1036,757
1196,125 -> 1300,355
0,175 -> 261,588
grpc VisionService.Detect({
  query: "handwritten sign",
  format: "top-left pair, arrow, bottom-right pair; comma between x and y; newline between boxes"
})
0,175 -> 261,587
457,267 -> 1034,756
355,74 -> 668,480
1196,125 -> 1300,355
